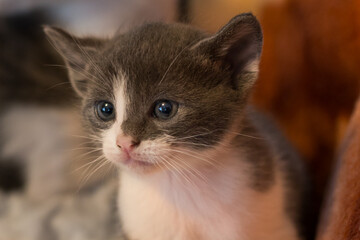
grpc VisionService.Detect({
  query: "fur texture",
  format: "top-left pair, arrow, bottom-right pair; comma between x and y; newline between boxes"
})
45,13 -> 309,240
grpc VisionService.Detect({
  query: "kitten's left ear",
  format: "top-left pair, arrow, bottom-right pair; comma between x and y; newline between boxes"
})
44,26 -> 106,97
195,13 -> 263,90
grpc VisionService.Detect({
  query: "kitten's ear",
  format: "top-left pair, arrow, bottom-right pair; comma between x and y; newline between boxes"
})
44,26 -> 105,97
195,13 -> 263,90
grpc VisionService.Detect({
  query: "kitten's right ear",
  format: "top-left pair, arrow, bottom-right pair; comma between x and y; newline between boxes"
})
192,13 -> 262,92
44,26 -> 105,97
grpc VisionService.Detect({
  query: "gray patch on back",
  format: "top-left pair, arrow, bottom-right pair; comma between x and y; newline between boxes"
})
246,107 -> 313,239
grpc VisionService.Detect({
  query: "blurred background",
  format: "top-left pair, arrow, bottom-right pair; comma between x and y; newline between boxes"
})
0,0 -> 359,239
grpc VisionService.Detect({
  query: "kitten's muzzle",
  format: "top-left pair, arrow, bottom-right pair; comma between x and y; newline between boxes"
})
115,135 -> 156,170
116,135 -> 140,153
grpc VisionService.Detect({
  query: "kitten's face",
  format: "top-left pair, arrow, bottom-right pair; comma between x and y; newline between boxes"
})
45,13 -> 263,174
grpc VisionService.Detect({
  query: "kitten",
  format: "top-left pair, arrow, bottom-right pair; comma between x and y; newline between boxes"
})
45,13 -> 309,240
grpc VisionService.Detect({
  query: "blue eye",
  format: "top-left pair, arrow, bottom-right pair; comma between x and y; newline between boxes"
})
154,100 -> 178,119
96,101 -> 115,121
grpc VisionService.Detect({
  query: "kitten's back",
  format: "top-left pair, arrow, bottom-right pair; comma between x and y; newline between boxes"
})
245,107 -> 315,239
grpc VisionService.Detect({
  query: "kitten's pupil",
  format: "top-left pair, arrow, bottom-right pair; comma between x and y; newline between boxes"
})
158,102 -> 171,115
154,100 -> 174,119
97,101 -> 115,121
101,104 -> 112,114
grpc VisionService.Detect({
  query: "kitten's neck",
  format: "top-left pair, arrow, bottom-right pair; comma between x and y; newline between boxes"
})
117,115 -> 299,240
120,145 -> 248,210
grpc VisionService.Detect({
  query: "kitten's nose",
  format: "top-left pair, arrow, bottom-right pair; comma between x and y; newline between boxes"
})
116,135 -> 140,152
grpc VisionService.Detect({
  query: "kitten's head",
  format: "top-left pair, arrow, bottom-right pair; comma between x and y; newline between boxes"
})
45,13 -> 262,174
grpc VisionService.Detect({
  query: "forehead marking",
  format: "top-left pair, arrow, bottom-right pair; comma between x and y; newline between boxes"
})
114,73 -> 128,135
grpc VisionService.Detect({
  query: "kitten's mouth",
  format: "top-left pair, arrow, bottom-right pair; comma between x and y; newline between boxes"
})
123,157 -> 155,168
110,151 -> 157,171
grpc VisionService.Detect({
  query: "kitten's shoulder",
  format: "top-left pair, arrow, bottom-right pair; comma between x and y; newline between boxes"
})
243,106 -> 313,239
242,105 -> 306,186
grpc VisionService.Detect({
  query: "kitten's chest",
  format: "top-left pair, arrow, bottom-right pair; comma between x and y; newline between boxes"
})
118,171 -> 244,240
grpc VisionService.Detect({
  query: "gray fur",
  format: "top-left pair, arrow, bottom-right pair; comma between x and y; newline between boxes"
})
45,13 -> 262,146
245,107 -> 311,238
45,13 -> 310,239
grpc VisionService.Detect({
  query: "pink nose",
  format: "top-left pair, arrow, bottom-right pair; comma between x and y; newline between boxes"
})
116,135 -> 140,152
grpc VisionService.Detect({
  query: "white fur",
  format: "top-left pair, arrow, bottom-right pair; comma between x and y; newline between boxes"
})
102,78 -> 127,162
100,74 -> 300,240
102,75 -> 172,169
118,150 -> 299,240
